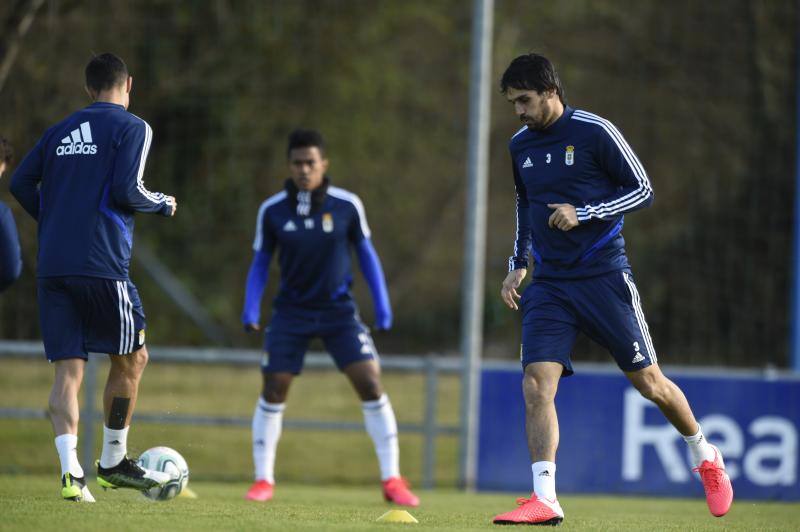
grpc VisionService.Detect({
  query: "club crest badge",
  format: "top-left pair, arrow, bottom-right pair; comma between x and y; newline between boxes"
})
138,329 -> 146,346
322,213 -> 334,233
565,145 -> 575,166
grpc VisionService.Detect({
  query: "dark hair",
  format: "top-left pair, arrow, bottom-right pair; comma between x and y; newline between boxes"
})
287,129 -> 326,158
85,53 -> 129,93
0,136 -> 12,165
500,53 -> 565,104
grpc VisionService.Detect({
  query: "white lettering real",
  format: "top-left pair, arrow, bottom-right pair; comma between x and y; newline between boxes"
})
622,388 -> 689,482
622,387 -> 798,487
744,417 -> 797,486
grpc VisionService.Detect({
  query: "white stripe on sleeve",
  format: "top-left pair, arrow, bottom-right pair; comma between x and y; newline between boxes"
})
571,111 -> 652,220
252,191 -> 287,251
328,187 -> 372,239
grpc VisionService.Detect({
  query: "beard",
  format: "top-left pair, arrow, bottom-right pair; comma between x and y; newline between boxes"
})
521,114 -> 545,131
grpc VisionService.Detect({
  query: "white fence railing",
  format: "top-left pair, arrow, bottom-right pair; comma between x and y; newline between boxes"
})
0,340 -> 470,488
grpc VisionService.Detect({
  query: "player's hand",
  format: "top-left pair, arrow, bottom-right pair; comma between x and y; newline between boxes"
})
165,196 -> 177,217
374,311 -> 392,332
547,203 -> 578,231
501,268 -> 527,310
244,323 -> 260,333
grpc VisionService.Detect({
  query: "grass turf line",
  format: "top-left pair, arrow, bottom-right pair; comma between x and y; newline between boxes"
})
1,475 -> 799,531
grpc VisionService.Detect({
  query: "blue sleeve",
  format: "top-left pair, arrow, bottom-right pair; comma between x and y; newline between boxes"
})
241,249 -> 272,326
508,152 -> 532,271
355,238 -> 392,330
0,203 -> 22,292
575,123 -> 654,223
110,120 -> 174,216
9,138 -> 44,220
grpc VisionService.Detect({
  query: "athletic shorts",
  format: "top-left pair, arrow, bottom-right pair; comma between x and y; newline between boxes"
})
520,269 -> 657,375
38,276 -> 146,362
262,304 -> 378,374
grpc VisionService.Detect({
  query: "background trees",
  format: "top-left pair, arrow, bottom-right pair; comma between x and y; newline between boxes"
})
0,0 -> 794,366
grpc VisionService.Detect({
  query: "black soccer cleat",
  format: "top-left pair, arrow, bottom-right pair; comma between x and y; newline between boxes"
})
96,457 -> 170,491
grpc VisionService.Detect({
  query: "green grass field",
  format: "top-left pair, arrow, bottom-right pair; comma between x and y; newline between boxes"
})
3,358 -> 799,530
1,476 -> 798,531
0,358 -> 459,484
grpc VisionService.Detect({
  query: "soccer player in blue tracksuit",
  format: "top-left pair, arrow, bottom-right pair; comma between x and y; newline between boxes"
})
10,53 -> 175,502
0,136 -> 22,292
491,55 -> 733,525
241,129 -> 419,506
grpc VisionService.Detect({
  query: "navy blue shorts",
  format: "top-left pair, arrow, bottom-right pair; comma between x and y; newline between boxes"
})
262,305 -> 377,374
38,276 -> 146,362
520,270 -> 657,375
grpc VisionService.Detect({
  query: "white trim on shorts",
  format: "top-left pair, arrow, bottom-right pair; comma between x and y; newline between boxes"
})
116,281 -> 135,354
622,272 -> 657,363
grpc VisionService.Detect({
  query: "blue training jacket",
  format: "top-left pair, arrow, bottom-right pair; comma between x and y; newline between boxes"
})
0,199 -> 22,291
10,102 -> 173,280
242,182 -> 392,328
508,106 -> 654,279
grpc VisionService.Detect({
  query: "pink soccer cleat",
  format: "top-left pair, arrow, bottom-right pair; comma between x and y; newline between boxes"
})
382,476 -> 420,507
245,480 -> 274,502
693,444 -> 733,517
493,493 -> 564,526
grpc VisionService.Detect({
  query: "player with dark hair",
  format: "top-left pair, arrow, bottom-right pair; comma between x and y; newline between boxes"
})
241,128 -> 419,507
492,53 -> 733,525
0,136 -> 22,291
10,52 -> 177,502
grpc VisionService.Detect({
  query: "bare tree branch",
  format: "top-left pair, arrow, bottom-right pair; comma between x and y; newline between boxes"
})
0,0 -> 46,94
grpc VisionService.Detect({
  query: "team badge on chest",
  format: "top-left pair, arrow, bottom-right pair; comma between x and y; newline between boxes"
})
565,145 -> 575,166
322,213 -> 334,233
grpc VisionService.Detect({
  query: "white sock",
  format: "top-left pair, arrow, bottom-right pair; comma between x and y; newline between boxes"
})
252,397 -> 284,484
532,461 -> 557,500
54,434 -> 84,478
99,426 -> 129,468
684,425 -> 715,467
362,394 -> 400,481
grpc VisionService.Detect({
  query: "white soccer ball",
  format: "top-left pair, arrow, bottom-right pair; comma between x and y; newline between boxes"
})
137,446 -> 189,501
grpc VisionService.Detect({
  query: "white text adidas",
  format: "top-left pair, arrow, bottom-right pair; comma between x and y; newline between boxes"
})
56,122 -> 98,156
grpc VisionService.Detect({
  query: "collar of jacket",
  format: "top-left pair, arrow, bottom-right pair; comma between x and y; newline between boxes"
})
284,177 -> 330,215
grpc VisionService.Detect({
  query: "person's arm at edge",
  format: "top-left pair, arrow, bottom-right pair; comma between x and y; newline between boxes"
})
241,249 -> 272,331
0,203 -> 22,291
355,238 -> 392,330
9,138 -> 44,220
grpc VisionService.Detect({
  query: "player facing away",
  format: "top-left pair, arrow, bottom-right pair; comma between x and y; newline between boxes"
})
10,53 -> 176,502
241,129 -> 419,507
0,136 -> 22,292
491,54 -> 733,525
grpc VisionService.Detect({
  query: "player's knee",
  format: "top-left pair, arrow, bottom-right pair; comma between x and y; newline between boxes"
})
522,374 -> 557,405
262,387 -> 288,403
357,380 -> 383,401
127,350 -> 148,379
132,346 -> 149,370
110,347 -> 148,379
262,377 -> 290,403
633,376 -> 668,403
